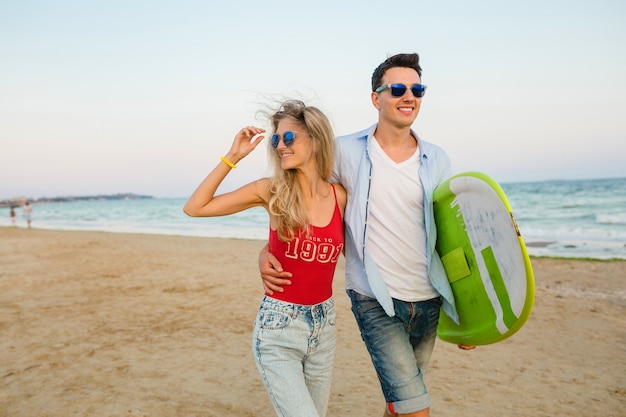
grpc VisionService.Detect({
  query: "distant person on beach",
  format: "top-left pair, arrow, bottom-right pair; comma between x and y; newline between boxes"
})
10,206 -> 17,226
22,202 -> 33,228
184,100 -> 346,417
259,53 -> 474,417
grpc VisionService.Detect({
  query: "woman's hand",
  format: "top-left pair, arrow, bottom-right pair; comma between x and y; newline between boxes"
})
225,126 -> 266,164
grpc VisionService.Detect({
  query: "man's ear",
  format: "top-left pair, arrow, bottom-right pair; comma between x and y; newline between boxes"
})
371,91 -> 381,110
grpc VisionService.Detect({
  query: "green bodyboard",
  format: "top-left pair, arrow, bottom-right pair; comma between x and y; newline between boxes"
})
434,172 -> 535,345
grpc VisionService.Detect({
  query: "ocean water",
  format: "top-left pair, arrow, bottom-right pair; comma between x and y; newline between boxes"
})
501,177 -> 626,260
2,177 -> 625,260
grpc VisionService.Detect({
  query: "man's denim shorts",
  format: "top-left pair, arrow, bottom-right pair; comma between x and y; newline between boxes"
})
347,290 -> 442,414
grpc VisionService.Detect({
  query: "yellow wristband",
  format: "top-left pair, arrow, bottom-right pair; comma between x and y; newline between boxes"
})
220,156 -> 237,169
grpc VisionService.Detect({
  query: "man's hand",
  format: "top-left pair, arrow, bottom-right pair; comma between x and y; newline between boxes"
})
259,243 -> 292,295
457,344 -> 476,350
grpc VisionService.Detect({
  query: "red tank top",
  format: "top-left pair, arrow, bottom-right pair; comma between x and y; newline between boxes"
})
268,185 -> 344,305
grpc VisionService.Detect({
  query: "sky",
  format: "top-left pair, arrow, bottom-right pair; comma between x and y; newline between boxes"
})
1,0 -> 625,199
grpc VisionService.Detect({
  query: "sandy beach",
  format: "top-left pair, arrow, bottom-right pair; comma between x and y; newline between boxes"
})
1,227 -> 624,417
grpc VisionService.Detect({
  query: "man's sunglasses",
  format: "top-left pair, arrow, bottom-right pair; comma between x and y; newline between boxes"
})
271,131 -> 297,149
374,83 -> 427,98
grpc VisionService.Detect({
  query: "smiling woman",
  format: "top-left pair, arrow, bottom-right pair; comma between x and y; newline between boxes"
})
183,99 -> 347,417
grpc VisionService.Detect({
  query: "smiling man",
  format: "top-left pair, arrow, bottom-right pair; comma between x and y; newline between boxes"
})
261,53 -> 469,416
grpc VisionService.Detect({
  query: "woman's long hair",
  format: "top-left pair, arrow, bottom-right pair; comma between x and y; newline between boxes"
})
265,100 -> 335,241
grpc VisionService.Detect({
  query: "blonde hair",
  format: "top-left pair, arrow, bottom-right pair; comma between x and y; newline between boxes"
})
265,100 -> 335,241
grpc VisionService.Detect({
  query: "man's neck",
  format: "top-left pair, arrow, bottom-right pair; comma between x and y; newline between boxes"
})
373,123 -> 415,148
373,123 -> 418,163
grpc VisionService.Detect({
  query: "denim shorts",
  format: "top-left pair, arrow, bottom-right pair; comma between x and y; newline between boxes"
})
252,296 -> 337,417
347,290 -> 442,414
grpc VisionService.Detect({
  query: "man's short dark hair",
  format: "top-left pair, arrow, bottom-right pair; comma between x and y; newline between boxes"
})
371,53 -> 422,91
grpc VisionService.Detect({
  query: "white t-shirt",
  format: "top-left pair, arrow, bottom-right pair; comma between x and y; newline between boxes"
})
367,137 -> 439,301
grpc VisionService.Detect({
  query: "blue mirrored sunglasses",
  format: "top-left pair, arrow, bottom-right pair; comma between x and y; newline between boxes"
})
374,83 -> 427,98
271,131 -> 297,149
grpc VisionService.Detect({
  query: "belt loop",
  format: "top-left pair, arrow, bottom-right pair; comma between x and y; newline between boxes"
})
323,298 -> 332,316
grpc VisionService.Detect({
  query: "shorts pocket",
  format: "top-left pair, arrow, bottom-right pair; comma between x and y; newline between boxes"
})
257,308 -> 292,330
327,306 -> 337,326
350,291 -> 382,315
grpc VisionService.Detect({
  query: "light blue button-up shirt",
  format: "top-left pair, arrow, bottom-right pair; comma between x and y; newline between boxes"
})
332,123 -> 459,323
